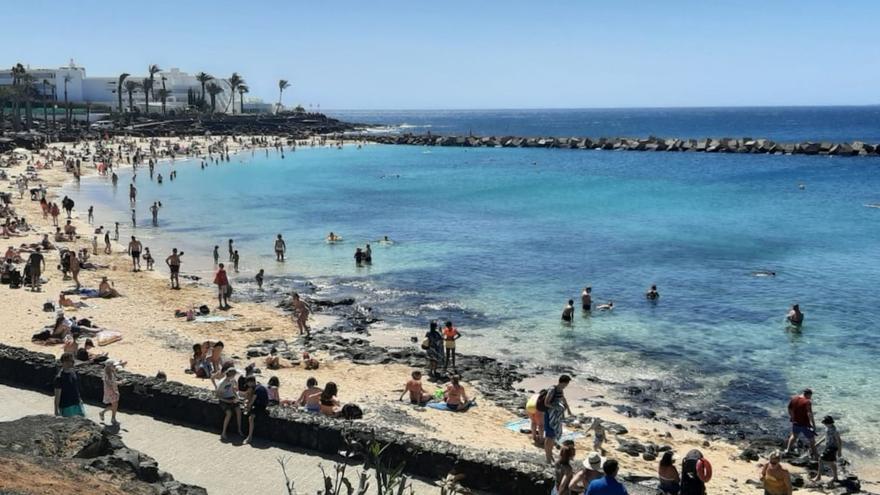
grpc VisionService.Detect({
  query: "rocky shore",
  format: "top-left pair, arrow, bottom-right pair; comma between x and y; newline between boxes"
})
0,414 -> 205,495
358,133 -> 880,157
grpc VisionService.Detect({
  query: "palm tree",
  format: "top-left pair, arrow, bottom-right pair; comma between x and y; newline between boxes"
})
141,78 -> 152,114
146,64 -> 161,112
124,80 -> 141,114
206,82 -> 223,113
22,74 -> 35,130
237,84 -> 249,114
278,79 -> 291,110
195,72 -> 213,104
117,73 -> 130,115
41,79 -> 51,126
226,72 -> 244,114
63,74 -> 71,130
10,64 -> 26,131
157,88 -> 171,118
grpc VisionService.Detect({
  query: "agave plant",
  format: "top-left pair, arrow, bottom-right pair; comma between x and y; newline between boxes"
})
117,73 -> 130,115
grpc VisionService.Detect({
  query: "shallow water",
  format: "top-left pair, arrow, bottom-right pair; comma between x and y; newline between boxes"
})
67,134 -> 880,462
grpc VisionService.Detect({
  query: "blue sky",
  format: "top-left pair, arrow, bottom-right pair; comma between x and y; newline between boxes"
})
2,0 -> 878,109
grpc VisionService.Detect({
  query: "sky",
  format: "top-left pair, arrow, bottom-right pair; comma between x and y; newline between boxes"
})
1,0 -> 879,110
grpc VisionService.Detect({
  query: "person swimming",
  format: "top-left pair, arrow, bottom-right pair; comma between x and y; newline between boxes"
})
596,301 -> 614,311
326,232 -> 342,242
645,285 -> 660,301
752,270 -> 777,277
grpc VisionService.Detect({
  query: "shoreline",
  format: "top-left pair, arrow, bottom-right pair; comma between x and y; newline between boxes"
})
1,135 -> 875,493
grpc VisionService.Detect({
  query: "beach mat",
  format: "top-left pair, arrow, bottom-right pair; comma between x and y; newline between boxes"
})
559,431 -> 584,443
426,401 -> 477,412
194,315 -> 236,323
504,418 -> 530,432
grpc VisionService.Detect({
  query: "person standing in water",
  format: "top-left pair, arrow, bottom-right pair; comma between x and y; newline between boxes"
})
213,245 -> 219,265
150,202 -> 159,226
129,183 -> 137,205
228,239 -> 234,261
232,250 -> 240,273
165,248 -> 184,289
255,269 -> 264,290
646,285 -> 660,301
581,286 -> 592,312
87,206 -> 94,224
274,234 -> 286,262
364,243 -> 372,263
291,292 -> 311,336
786,304 -> 804,327
562,299 -> 575,323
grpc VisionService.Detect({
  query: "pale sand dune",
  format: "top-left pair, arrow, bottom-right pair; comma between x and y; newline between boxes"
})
0,137 -> 867,495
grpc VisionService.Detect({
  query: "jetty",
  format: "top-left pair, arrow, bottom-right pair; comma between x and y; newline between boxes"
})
359,133 -> 880,157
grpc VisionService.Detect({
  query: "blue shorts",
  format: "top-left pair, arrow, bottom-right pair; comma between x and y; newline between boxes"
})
792,424 -> 815,439
61,404 -> 85,417
544,411 -> 558,439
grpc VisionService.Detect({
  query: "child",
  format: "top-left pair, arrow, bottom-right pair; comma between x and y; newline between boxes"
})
813,416 -> 842,483
267,376 -> 281,405
255,269 -> 264,290
585,417 -> 606,454
100,362 -> 120,424
143,248 -> 154,270
400,370 -> 430,405
54,352 -> 84,417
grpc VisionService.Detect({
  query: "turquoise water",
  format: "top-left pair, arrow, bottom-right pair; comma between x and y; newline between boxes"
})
68,140 -> 880,457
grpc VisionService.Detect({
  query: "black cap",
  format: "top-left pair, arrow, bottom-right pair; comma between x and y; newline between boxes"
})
822,415 -> 834,425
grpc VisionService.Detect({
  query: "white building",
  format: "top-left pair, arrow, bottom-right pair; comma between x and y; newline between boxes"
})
0,61 -> 232,114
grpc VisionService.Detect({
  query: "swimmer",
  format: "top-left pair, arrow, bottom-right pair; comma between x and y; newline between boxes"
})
255,269 -> 264,290
752,270 -> 777,277
645,284 -> 660,301
561,299 -> 575,323
596,301 -> 614,311
378,235 -> 394,245
326,232 -> 342,243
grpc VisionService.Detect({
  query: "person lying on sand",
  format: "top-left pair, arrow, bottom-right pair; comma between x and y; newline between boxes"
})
264,347 -> 295,370
75,338 -> 110,364
98,277 -> 121,298
58,292 -> 87,309
400,370 -> 431,405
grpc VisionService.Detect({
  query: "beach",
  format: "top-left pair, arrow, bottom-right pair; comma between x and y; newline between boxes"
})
1,134 -> 875,494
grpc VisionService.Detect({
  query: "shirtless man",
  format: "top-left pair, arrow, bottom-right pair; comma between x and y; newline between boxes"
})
69,251 -> 81,290
165,248 -> 184,289
787,304 -> 804,327
399,370 -> 430,405
127,236 -> 142,272
274,234 -> 286,261
295,377 -> 323,412
291,292 -> 311,336
227,239 -> 234,261
129,183 -> 137,205
581,286 -> 592,311
149,202 -> 159,226
561,299 -> 575,323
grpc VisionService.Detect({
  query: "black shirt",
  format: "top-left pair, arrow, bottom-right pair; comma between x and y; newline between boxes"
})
28,252 -> 44,269
54,370 -> 81,408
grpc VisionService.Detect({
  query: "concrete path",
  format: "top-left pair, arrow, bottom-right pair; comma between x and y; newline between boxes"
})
0,384 -> 447,495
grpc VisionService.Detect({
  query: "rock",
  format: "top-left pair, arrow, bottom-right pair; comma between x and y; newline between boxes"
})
617,440 -> 647,456
642,452 -> 657,461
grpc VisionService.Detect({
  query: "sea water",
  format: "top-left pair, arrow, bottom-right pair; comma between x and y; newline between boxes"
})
67,108 -> 880,464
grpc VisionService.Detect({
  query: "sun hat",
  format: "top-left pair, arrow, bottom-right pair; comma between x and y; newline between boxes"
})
584,452 -> 603,470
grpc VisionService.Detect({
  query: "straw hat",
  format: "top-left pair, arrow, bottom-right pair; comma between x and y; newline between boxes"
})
583,452 -> 603,470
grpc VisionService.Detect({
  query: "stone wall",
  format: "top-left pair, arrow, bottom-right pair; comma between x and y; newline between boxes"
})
0,344 -> 555,495
357,133 -> 880,157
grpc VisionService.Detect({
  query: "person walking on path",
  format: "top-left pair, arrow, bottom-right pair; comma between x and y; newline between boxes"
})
99,362 -> 121,425
214,263 -> 231,310
544,374 -> 574,464
785,388 -> 818,459
54,353 -> 85,417
165,248 -> 184,289
274,234 -> 286,262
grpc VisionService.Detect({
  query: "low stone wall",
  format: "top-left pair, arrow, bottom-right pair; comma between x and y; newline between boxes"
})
359,133 -> 880,157
0,344 -> 553,495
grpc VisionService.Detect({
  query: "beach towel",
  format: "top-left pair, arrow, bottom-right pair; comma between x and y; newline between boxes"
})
95,330 -> 122,346
194,315 -> 236,323
504,418 -> 531,432
559,431 -> 584,443
426,400 -> 477,412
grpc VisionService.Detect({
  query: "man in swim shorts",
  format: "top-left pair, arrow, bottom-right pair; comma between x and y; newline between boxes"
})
165,248 -> 184,289
127,236 -> 142,272
785,388 -> 818,459
562,299 -> 575,323
581,286 -> 592,311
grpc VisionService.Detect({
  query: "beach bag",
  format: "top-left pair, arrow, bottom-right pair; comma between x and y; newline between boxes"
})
77,318 -> 92,328
420,338 -> 430,350
225,284 -> 233,297
199,305 -> 210,315
536,387 -> 552,413
340,404 -> 363,420
8,269 -> 21,288
43,302 -> 55,312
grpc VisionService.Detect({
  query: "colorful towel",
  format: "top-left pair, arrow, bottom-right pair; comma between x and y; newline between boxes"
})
504,418 -> 531,432
426,401 -> 476,412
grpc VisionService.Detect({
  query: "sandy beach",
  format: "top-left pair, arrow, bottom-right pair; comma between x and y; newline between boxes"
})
0,135 -> 872,495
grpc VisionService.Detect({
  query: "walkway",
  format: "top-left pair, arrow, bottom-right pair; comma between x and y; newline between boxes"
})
0,384 -> 445,494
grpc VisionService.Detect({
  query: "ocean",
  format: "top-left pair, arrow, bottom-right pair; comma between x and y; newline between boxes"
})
67,107 -> 880,463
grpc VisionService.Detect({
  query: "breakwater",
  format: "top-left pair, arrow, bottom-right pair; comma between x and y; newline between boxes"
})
359,133 -> 880,156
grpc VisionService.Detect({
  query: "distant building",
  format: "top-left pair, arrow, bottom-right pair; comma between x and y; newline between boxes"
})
241,96 -> 275,114
0,60 -> 232,114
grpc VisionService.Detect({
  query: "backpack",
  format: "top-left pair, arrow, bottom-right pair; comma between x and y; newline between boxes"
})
340,404 -> 363,420
536,387 -> 553,412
